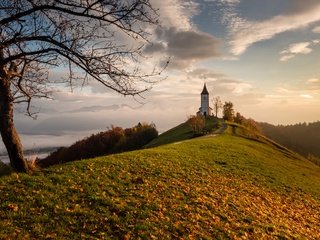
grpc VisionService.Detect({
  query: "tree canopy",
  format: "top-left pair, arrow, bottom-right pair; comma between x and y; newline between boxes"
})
0,0 -> 164,172
222,101 -> 234,121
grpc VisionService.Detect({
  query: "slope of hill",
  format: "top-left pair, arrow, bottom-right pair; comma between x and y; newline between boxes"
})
1,129 -> 320,239
146,116 -> 220,147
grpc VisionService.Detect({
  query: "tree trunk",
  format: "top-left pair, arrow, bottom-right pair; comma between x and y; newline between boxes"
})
0,70 -> 29,173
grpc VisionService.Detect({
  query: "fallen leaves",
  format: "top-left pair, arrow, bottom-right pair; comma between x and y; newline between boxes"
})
1,134 -> 320,239
7,203 -> 19,212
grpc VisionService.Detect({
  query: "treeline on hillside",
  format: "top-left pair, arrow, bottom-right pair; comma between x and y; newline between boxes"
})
259,122 -> 320,158
222,102 -> 261,134
38,123 -> 158,167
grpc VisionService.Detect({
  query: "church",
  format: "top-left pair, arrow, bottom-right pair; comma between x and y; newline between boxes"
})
197,83 -> 212,117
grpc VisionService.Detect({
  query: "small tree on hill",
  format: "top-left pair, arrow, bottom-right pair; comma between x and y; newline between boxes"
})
234,112 -> 245,124
0,0 -> 164,172
223,101 -> 235,121
234,111 -> 261,134
243,118 -> 261,133
187,115 -> 205,135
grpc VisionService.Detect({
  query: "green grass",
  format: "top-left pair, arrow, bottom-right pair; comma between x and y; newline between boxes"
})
1,132 -> 320,239
146,116 -> 220,147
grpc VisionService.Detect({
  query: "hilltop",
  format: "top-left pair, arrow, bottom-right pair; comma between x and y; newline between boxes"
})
146,116 -> 221,148
1,123 -> 320,239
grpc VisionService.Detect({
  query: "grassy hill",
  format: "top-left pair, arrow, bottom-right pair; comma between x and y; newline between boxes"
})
1,127 -> 320,238
146,116 -> 221,148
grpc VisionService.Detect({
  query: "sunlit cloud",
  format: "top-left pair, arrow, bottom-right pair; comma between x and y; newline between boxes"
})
276,87 -> 295,94
150,0 -> 198,30
300,94 -> 313,99
280,42 -> 313,61
280,55 -> 295,62
312,26 -> 320,33
272,85 -> 318,102
307,78 -> 320,83
186,68 -> 225,80
223,2 -> 320,55
306,78 -> 320,92
208,0 -> 240,4
281,42 -> 312,54
219,82 -> 253,94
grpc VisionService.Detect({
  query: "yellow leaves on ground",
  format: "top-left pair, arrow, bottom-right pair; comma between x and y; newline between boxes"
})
139,171 -> 320,239
7,203 -> 19,212
1,134 -> 320,239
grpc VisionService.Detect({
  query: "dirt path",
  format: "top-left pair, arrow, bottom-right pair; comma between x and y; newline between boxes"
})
211,121 -> 227,135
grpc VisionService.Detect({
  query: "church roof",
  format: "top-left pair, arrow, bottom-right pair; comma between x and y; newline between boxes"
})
201,83 -> 209,95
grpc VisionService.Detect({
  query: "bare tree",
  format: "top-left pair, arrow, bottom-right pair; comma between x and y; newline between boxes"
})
0,0 -> 166,172
211,96 -> 223,117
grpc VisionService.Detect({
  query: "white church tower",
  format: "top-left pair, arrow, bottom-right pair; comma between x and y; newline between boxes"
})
197,83 -> 212,116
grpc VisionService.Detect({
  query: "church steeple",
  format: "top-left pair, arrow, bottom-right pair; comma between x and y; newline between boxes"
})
201,83 -> 209,95
197,83 -> 211,117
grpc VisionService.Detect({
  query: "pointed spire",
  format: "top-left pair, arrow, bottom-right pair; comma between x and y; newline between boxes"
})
201,83 -> 209,95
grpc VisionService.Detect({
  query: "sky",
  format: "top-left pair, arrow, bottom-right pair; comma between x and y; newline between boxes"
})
2,0 -> 320,154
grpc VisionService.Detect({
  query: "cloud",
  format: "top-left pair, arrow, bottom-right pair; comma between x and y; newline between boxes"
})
67,104 -> 144,113
217,80 -> 253,94
280,55 -> 295,62
280,42 -> 313,61
150,0 -> 198,31
233,93 -> 265,105
306,78 -> 320,92
165,29 -> 221,60
206,77 -> 255,96
300,94 -> 313,99
187,68 -> 225,80
144,1 -> 222,69
224,1 -> 320,55
67,105 -> 120,113
312,26 -> 320,33
145,27 -> 221,68
183,68 -> 255,97
307,78 -> 320,83
186,71 -> 265,107
287,0 -> 320,15
218,0 -> 240,4
270,84 -> 319,102
143,42 -> 167,54
281,42 -> 312,54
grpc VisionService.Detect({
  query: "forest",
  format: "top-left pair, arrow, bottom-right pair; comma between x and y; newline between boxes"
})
38,123 -> 158,167
259,121 -> 320,159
